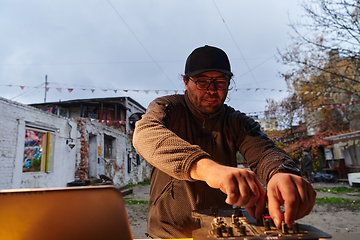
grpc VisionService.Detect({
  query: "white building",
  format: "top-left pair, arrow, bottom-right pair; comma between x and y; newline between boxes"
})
0,97 -> 151,190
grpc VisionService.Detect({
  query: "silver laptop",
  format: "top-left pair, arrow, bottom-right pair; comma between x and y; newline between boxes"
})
0,185 -> 133,240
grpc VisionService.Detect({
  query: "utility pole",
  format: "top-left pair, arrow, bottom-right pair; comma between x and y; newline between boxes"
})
44,75 -> 48,103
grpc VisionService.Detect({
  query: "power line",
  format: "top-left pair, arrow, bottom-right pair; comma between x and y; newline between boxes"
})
211,0 -> 267,99
106,0 -> 177,89
10,83 -> 44,101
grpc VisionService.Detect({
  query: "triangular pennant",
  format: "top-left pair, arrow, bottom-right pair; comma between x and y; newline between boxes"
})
46,87 -> 50,92
102,89 -> 107,92
145,90 -> 149,94
20,86 -> 24,90
114,90 -> 117,93
68,88 -> 73,93
155,90 -> 159,94
91,89 -> 95,93
123,90 -> 128,92
56,88 -> 62,92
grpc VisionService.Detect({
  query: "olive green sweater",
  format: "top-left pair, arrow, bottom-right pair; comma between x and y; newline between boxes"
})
133,93 -> 295,239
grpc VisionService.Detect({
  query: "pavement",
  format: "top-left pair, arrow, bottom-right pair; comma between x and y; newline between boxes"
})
125,184 -> 150,201
126,181 -> 360,201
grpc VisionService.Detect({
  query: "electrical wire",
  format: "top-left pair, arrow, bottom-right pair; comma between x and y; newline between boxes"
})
106,0 -> 177,89
211,0 -> 267,99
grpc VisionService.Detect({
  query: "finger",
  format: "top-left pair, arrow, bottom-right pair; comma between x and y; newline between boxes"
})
221,176 -> 240,205
235,176 -> 251,206
254,179 -> 266,219
302,181 -> 317,217
267,187 -> 284,228
244,173 -> 266,218
283,178 -> 299,227
237,172 -> 259,207
291,178 -> 309,220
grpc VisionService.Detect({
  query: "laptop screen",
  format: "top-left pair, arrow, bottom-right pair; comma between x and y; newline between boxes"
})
0,185 -> 133,240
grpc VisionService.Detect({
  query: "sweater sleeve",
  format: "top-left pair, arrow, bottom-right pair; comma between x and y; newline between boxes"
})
133,97 -> 211,181
233,113 -> 298,185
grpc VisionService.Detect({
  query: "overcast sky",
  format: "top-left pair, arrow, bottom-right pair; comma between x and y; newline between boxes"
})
0,0 -> 304,116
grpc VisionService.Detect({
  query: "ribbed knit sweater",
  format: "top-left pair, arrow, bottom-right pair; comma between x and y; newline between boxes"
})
133,92 -> 295,239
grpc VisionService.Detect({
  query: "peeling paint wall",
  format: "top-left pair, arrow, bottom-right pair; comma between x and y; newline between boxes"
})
1,97 -> 151,190
74,118 -> 151,186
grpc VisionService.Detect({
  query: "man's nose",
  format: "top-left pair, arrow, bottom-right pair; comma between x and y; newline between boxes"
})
207,81 -> 218,91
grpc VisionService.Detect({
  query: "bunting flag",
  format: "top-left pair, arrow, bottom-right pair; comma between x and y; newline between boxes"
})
245,101 -> 357,116
2,84 -> 359,104
0,83 -> 300,93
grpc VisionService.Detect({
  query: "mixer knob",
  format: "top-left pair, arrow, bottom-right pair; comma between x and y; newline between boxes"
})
234,207 -> 243,217
264,219 -> 271,231
216,226 -> 222,238
227,226 -> 234,237
281,221 -> 288,234
293,222 -> 300,234
239,225 -> 246,236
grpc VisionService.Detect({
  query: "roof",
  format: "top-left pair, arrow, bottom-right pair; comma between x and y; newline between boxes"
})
29,96 -> 146,111
324,130 -> 360,143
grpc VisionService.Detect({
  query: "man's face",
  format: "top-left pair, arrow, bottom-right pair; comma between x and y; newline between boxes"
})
184,71 -> 230,114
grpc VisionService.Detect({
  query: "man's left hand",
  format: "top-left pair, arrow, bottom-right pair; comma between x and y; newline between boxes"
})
266,173 -> 316,228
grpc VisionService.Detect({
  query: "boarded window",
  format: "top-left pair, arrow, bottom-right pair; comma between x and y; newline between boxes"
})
23,128 -> 54,172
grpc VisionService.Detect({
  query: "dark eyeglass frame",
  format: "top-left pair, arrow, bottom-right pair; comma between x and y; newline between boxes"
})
188,77 -> 230,90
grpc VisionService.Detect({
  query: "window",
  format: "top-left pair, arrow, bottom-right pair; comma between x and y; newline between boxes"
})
136,154 -> 140,166
104,135 -> 115,159
23,128 -> 54,172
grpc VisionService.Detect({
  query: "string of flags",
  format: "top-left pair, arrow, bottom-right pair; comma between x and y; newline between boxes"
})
3,83 -> 359,95
2,84 -> 290,94
245,101 -> 357,116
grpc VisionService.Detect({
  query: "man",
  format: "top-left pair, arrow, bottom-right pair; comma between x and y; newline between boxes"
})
133,45 -> 316,239
301,149 -> 314,183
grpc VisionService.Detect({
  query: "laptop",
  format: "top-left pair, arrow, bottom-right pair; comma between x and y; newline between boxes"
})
0,185 -> 133,240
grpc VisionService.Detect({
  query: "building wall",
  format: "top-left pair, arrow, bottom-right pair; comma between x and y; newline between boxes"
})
0,97 -> 151,190
0,97 -> 78,190
75,118 -> 151,186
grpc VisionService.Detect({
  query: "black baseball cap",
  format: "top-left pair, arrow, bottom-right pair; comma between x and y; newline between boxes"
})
184,45 -> 233,77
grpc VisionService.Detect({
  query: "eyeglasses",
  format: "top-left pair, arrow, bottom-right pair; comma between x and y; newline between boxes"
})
189,77 -> 229,90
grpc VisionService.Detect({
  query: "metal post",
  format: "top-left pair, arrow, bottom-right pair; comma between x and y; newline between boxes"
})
44,75 -> 48,103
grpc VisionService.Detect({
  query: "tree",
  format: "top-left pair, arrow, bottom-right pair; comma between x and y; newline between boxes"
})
275,0 -> 360,131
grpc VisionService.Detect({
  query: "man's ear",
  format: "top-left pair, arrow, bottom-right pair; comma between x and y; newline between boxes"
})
183,77 -> 189,90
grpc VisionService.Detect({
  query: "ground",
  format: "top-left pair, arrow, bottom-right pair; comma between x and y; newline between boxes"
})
124,182 -> 360,239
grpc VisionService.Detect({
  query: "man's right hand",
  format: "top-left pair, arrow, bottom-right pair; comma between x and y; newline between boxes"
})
190,158 -> 266,219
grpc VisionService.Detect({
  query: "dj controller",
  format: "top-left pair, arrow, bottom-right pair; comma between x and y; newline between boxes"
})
192,207 -> 332,240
